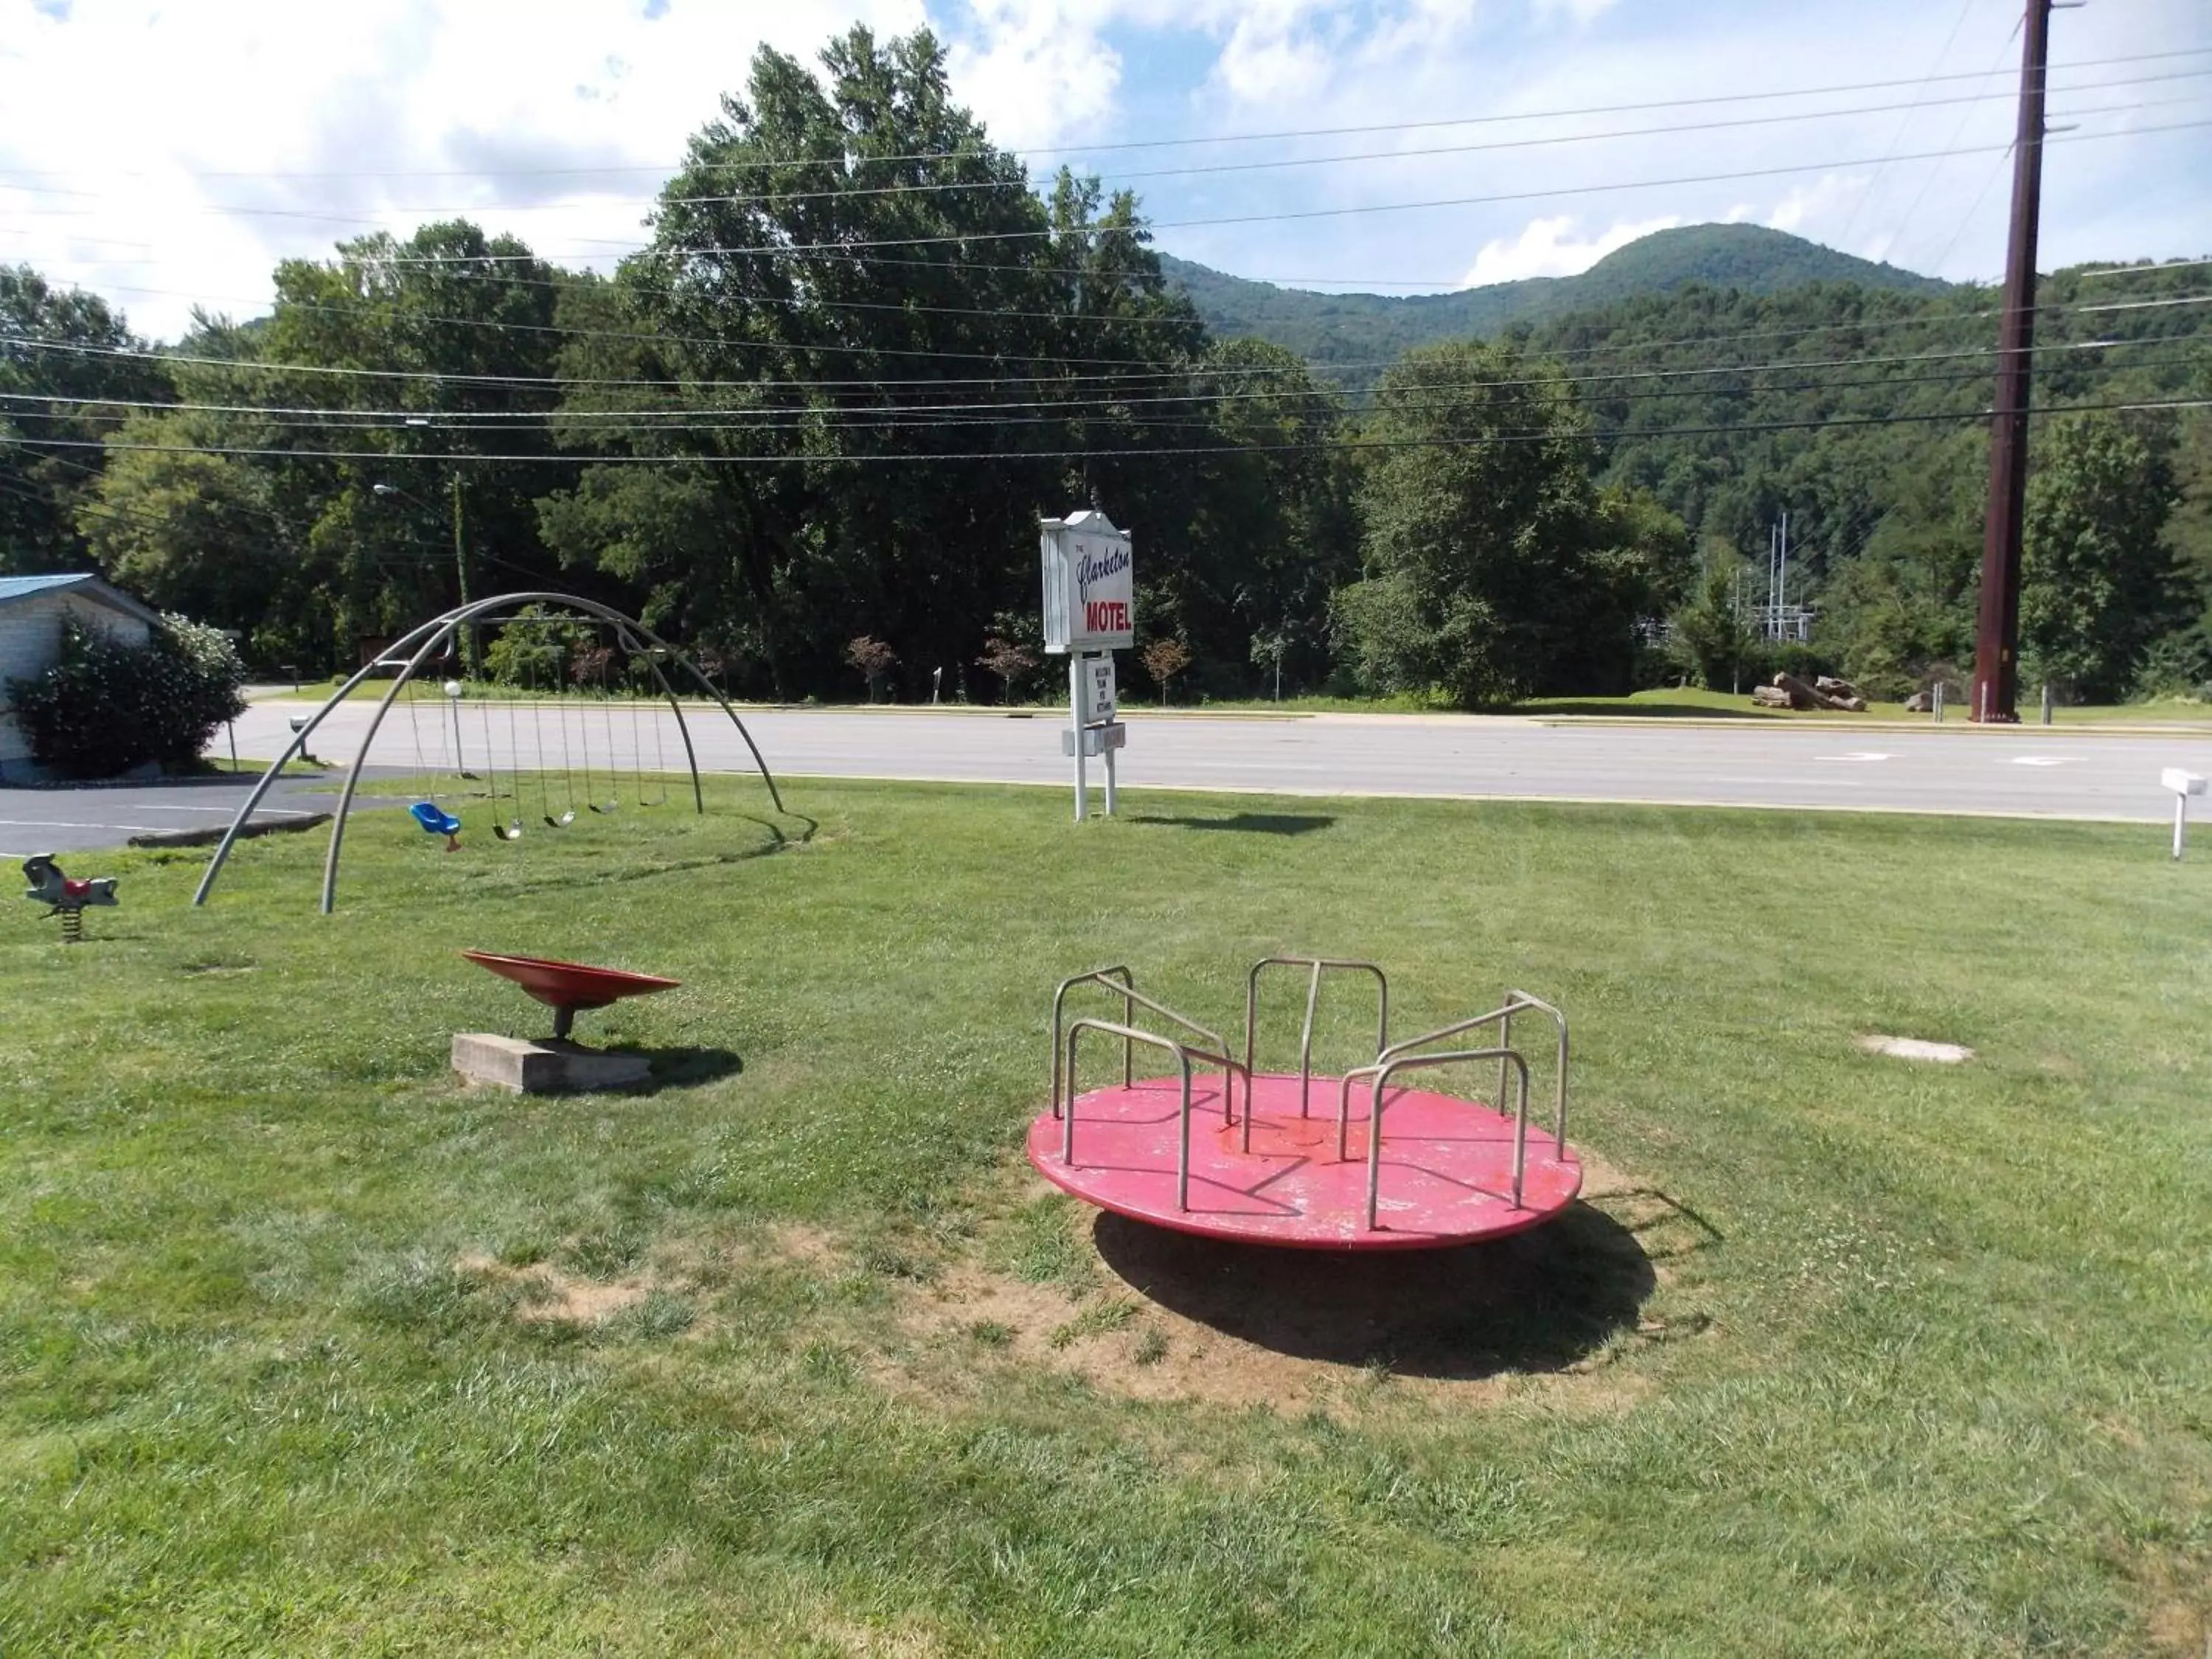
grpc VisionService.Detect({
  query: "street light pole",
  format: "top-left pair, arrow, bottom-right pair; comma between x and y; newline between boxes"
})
372,479 -> 474,676
449,476 -> 473,677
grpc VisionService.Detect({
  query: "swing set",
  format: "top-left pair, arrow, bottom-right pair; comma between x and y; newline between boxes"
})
195,592 -> 784,913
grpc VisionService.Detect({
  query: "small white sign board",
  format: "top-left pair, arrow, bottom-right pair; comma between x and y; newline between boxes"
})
1040,510 -> 1134,654
2163,768 -> 2207,861
1079,655 -> 1116,726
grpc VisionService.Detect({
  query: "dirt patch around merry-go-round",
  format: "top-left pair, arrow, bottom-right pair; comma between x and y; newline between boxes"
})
887,1156 -> 1714,1411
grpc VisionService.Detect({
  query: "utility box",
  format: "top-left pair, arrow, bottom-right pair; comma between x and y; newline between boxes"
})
1040,510 -> 1134,654
1061,723 -> 1128,757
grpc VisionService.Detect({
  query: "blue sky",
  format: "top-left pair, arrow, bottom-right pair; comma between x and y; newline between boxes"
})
1,0 -> 2205,338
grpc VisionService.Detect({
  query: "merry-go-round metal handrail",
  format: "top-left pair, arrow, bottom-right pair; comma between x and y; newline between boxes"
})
1052,969 -> 1243,1121
1242,957 -> 1388,1144
189,591 -> 786,914
1500,990 -> 1571,1157
1332,992 -> 1571,1161
1051,966 -> 1135,1114
1357,1046 -> 1532,1230
1062,1017 -> 1251,1212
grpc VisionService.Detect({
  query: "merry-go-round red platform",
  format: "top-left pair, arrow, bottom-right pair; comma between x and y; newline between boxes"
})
1026,960 -> 1582,1252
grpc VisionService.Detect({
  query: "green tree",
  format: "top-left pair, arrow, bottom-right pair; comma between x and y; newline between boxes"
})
1666,546 -> 1760,692
538,27 -> 1265,701
1337,339 -> 1626,706
254,222 -> 572,662
78,409 -> 284,641
1,266 -> 167,574
541,28 -> 1082,698
1134,337 -> 1356,695
2019,414 -> 2181,700
1814,434 -> 1983,698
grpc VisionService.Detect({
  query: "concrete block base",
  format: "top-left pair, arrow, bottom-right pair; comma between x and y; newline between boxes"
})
452,1032 -> 653,1093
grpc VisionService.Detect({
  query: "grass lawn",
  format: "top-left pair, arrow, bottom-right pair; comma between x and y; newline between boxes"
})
3,779 -> 2207,1655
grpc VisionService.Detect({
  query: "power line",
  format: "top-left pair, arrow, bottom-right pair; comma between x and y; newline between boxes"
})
8,395 -> 2203,468
649,119 -> 2212,254
9,76 -> 2205,224
7,299 -> 2200,400
14,119 -> 2197,273
1,333 -> 2191,423
3,45 -> 2204,185
4,444 -> 557,583
52,271 -> 2201,389
30,119 -> 2194,264
1885,18 -> 2025,272
2076,255 -> 2212,279
5,354 -> 2191,442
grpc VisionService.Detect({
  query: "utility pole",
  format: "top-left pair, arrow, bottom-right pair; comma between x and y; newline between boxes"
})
1970,0 -> 2054,723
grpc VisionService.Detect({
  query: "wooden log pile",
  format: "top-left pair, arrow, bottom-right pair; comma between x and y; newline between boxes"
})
1756,672 -> 1869,712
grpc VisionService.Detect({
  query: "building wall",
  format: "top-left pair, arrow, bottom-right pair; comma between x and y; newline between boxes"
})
0,594 -> 155,766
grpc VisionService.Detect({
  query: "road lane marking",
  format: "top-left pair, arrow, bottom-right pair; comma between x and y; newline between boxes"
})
0,818 -> 178,833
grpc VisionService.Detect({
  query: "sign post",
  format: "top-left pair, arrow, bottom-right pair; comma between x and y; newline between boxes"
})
1040,510 -> 1133,821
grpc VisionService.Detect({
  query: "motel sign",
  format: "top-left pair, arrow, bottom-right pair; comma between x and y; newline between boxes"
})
1040,509 -> 1133,820
1040,509 -> 1135,655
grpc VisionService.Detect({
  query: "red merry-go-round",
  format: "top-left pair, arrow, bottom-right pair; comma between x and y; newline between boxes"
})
1028,959 -> 1581,1252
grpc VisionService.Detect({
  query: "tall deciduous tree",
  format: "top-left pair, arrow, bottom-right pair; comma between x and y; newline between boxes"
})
543,28 -> 1077,697
2020,414 -> 2181,700
80,410 -> 281,635
1,266 -> 167,574
1336,339 -> 1664,705
260,221 -> 572,655
540,27 -> 1233,700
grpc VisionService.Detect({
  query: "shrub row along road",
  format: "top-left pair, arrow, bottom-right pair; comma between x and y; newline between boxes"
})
198,702 -> 2210,827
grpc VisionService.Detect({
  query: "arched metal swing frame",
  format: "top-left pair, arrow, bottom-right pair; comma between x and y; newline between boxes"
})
192,591 -> 786,914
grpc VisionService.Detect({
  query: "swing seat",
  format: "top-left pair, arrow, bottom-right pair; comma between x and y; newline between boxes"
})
411,802 -> 463,837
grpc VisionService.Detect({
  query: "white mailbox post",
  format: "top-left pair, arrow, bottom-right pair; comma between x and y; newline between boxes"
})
1040,509 -> 1133,821
2161,768 -> 2206,860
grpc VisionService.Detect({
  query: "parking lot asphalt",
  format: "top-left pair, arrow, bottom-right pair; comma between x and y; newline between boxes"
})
0,774 -> 400,862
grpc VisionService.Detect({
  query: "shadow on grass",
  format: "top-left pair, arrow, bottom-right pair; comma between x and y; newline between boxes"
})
479,810 -> 818,897
645,1046 -> 744,1088
1128,813 -> 1336,836
1092,1200 -> 1658,1380
746,810 -> 820,849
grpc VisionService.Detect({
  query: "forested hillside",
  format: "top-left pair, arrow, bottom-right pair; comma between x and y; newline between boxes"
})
1514,261 -> 2212,697
1161,224 -> 1950,376
1,24 -> 2207,709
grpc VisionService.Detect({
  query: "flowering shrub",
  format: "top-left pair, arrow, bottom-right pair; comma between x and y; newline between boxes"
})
7,613 -> 246,778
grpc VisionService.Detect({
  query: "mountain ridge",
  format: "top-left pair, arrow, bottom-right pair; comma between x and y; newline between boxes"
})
1160,223 -> 1954,366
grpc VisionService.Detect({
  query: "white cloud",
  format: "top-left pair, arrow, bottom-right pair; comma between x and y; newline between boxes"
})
1460,213 -> 1683,287
1,0 -> 2203,334
1211,13 -> 1335,108
0,0 -> 927,336
1765,174 -> 1865,237
944,0 -> 1126,154
1531,0 -> 1619,24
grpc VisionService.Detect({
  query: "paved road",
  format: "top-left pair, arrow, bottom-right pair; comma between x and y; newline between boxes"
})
204,700 -> 2211,827
0,776 -> 396,860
